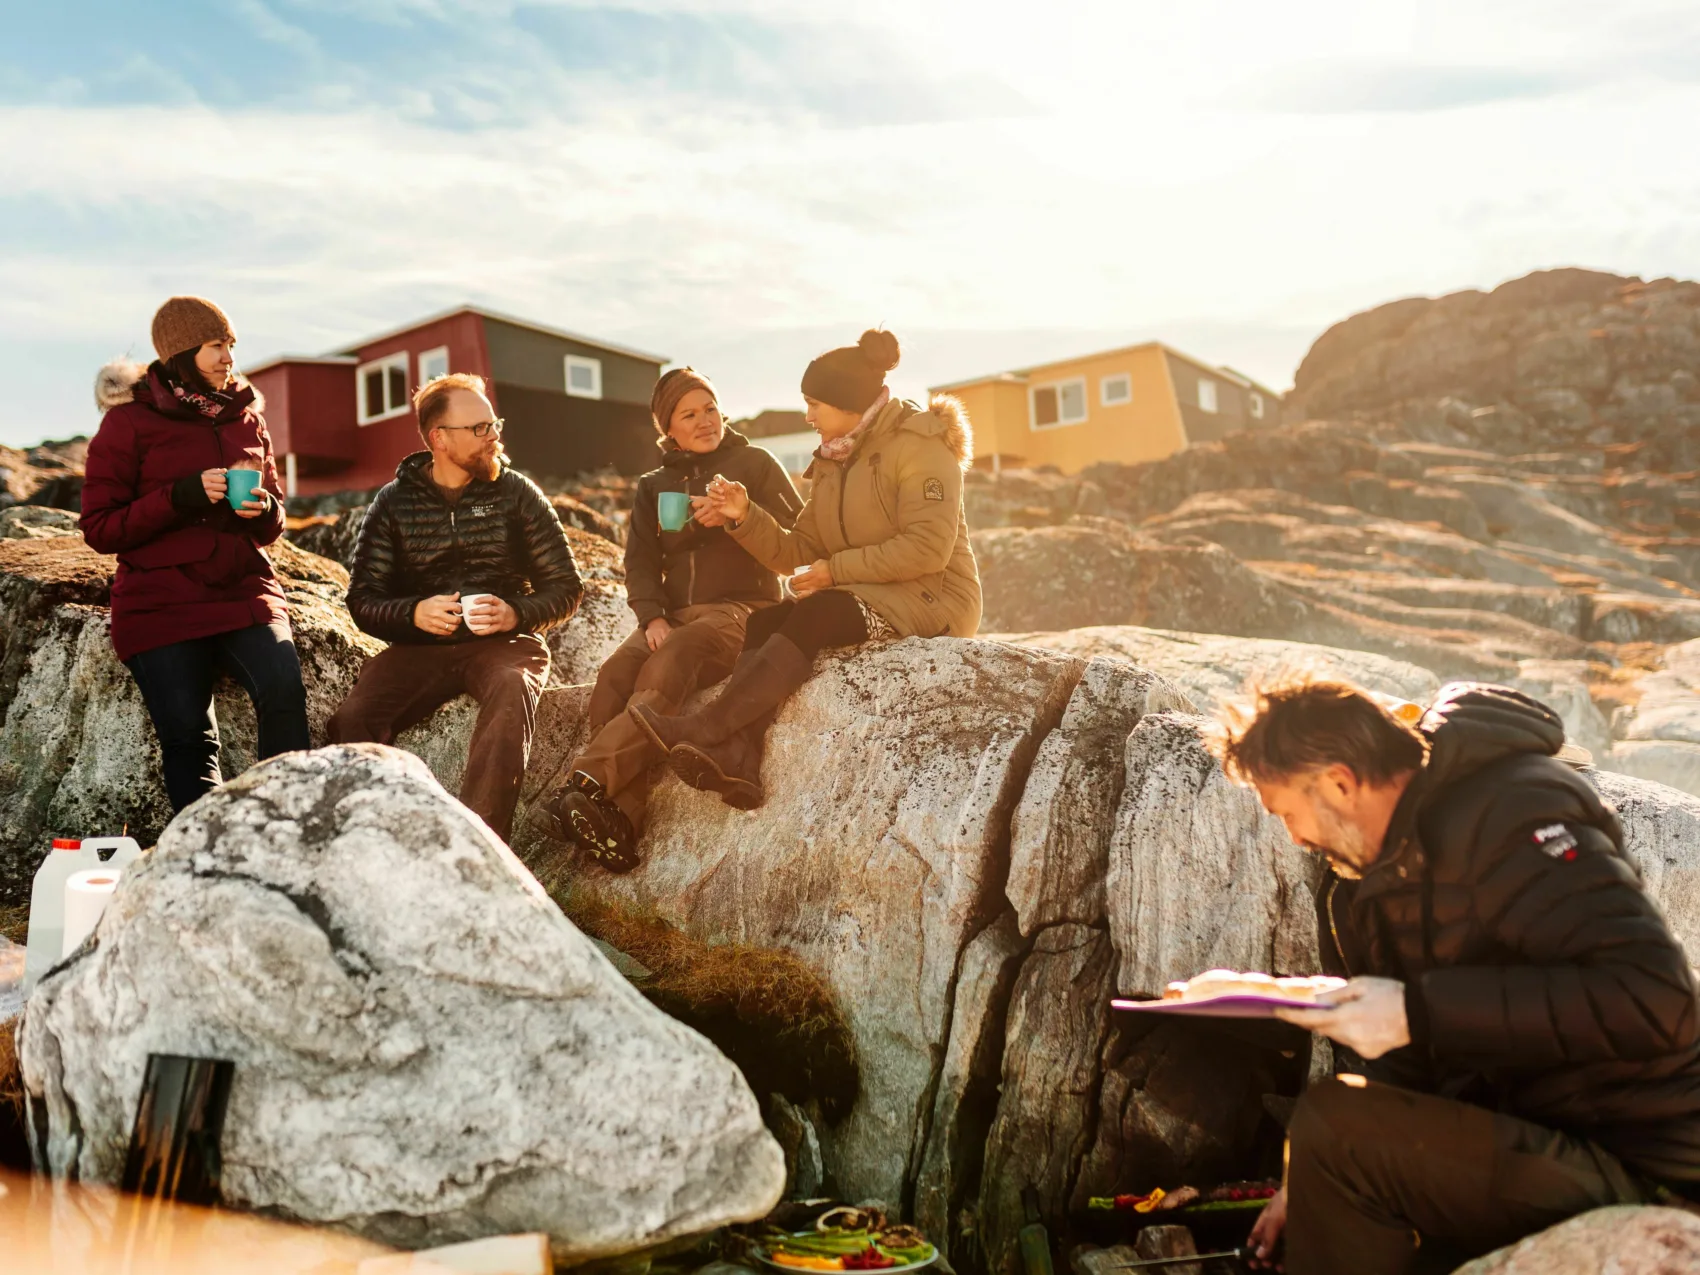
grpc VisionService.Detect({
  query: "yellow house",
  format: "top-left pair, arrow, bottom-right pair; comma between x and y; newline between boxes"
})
931,342 -> 1282,473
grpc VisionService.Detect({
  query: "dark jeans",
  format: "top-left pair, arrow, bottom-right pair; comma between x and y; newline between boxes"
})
126,619 -> 312,813
327,633 -> 550,841
1286,1076 -> 1650,1275
743,590 -> 870,660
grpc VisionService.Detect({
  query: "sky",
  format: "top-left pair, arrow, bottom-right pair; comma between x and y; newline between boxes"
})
4,0 -> 1699,445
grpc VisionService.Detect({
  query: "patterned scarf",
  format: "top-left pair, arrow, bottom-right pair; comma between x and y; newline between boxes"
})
817,387 -> 890,463
170,378 -> 236,420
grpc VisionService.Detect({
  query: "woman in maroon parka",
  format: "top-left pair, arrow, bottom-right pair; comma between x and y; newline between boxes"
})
82,296 -> 310,811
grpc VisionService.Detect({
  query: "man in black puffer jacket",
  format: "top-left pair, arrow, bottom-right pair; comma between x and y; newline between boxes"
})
330,373 -> 582,839
1213,677 -> 1700,1275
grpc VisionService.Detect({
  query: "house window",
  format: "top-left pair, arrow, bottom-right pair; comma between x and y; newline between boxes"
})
1249,391 -> 1265,419
418,345 -> 449,384
1197,378 -> 1218,413
1030,377 -> 1088,430
1101,373 -> 1132,407
565,354 -> 603,400
357,352 -> 410,424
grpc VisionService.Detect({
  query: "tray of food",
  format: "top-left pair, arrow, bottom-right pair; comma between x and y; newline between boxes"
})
1112,969 -> 1347,1019
755,1207 -> 938,1273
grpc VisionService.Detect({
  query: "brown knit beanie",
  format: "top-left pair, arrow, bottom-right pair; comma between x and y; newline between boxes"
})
651,366 -> 719,442
151,296 -> 236,361
801,329 -> 900,413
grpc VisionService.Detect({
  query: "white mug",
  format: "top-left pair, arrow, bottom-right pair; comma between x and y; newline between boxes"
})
461,593 -> 494,634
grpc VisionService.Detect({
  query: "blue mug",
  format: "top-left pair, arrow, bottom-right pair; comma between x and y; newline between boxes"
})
658,490 -> 691,532
226,469 -> 262,510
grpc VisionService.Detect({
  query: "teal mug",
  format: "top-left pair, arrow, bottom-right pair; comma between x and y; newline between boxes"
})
225,469 -> 262,510
657,490 -> 691,532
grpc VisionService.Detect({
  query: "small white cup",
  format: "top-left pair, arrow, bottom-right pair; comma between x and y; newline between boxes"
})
461,593 -> 494,634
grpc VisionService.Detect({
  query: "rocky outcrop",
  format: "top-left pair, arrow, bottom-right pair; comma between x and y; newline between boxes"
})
0,520 -> 638,901
1289,269 -> 1700,461
554,638 -> 1085,1210
0,535 -> 383,901
20,746 -> 784,1259
1001,625 -> 1440,711
0,505 -> 79,539
0,438 -> 85,510
974,519 -> 1522,679
1453,1205 -> 1700,1274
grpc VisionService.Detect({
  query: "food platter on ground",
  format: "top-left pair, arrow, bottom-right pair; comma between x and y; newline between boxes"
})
755,1208 -> 937,1274
1113,969 -> 1347,1020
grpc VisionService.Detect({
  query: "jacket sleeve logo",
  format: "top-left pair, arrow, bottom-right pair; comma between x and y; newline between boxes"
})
1532,822 -> 1580,860
923,477 -> 946,502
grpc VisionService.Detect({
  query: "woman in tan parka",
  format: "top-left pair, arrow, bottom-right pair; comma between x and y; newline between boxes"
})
630,328 -> 981,807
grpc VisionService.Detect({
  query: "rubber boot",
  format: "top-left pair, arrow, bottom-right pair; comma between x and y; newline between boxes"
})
628,635 -> 812,757
669,709 -> 776,808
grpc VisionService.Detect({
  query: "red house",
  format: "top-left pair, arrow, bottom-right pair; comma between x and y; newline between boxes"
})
247,306 -> 668,497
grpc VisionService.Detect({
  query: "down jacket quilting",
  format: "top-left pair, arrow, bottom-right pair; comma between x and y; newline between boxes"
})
1320,683 -> 1700,1186
347,452 -> 583,644
81,359 -> 288,661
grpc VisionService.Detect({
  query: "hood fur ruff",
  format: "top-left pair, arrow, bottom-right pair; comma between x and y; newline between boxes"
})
95,357 -> 262,414
923,393 -> 974,469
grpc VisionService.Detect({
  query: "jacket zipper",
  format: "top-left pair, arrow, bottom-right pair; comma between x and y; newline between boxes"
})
1325,877 -> 1351,976
869,452 -> 893,524
836,456 -> 859,546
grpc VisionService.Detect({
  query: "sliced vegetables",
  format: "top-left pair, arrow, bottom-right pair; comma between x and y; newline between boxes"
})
761,1223 -> 937,1273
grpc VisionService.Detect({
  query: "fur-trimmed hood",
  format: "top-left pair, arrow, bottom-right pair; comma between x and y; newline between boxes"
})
889,393 -> 973,469
94,357 -> 263,414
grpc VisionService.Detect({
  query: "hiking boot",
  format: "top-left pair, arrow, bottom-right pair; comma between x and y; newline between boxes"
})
538,771 -> 640,873
669,713 -> 773,810
629,634 -> 811,758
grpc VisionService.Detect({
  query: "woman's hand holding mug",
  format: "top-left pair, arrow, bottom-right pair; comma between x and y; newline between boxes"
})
200,468 -> 228,504
790,559 -> 834,598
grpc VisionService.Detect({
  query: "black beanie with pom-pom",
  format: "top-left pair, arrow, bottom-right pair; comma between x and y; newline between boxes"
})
801,329 -> 900,413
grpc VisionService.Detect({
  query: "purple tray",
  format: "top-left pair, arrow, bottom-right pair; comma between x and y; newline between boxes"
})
1112,995 -> 1333,1020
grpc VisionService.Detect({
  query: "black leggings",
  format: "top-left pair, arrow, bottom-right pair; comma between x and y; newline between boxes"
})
126,619 -> 312,812
743,590 -> 871,660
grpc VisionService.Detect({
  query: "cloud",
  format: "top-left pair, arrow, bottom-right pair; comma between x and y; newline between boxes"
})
1249,61 -> 1589,113
4,1 -> 1700,447
0,1 -> 1030,130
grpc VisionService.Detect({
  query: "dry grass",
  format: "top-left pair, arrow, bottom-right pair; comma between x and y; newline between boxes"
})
0,904 -> 27,946
0,1022 -> 21,1126
556,885 -> 860,1119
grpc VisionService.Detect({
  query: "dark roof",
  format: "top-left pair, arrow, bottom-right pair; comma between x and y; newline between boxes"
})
732,409 -> 809,440
333,305 -> 668,365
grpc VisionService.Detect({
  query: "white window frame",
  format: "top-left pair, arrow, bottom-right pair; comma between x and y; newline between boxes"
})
357,351 -> 411,425
1029,376 -> 1089,431
1249,391 -> 1265,419
564,354 -> 603,400
1100,373 -> 1132,407
418,345 -> 450,384
1197,378 -> 1219,414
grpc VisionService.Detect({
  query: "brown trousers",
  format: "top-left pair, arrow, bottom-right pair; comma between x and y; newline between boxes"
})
1286,1075 -> 1650,1275
327,632 -> 551,841
573,602 -> 753,829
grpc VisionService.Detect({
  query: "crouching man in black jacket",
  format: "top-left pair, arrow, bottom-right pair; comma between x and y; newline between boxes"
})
329,373 -> 582,840
1214,678 -> 1700,1275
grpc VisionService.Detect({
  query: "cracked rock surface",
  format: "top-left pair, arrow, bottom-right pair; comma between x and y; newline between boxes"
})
19,745 -> 784,1259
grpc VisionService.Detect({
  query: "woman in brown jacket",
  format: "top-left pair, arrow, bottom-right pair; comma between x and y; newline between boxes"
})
630,328 -> 981,808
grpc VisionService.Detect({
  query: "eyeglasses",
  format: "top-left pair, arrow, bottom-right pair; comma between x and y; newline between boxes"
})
438,418 -> 505,438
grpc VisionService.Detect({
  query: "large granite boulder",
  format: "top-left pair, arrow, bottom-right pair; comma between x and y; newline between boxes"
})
559,637 -> 1086,1210
1452,1205 -> 1700,1274
19,745 -> 784,1259
1001,625 -> 1440,713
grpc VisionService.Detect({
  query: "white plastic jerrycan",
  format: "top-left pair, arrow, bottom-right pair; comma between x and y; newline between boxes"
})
24,836 -> 143,993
